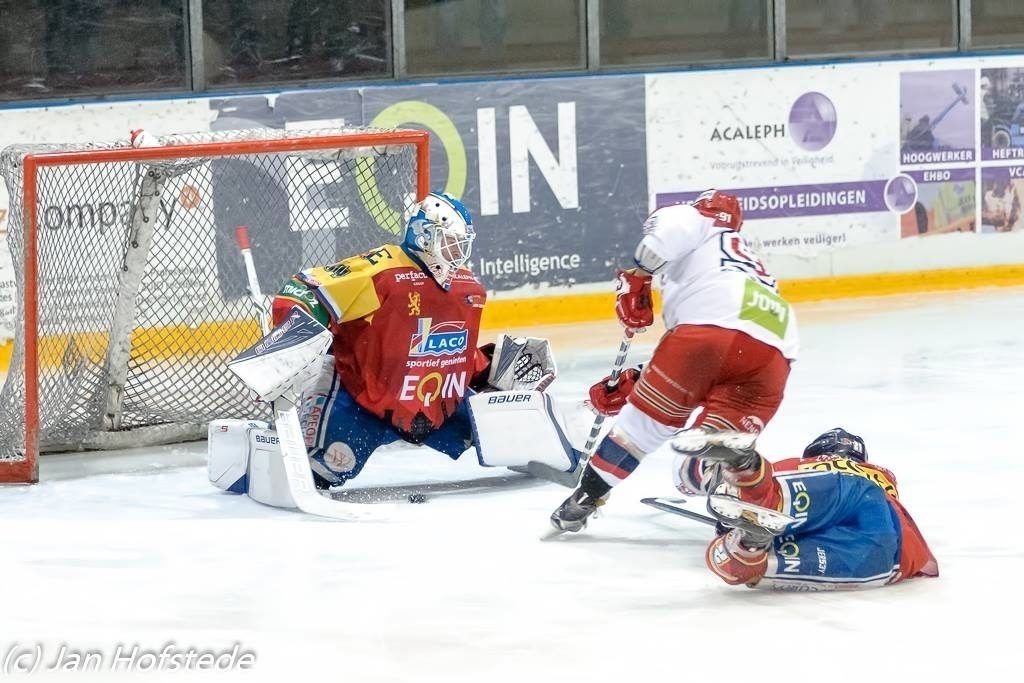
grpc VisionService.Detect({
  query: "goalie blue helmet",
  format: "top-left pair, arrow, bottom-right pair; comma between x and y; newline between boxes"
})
802,427 -> 868,463
403,192 -> 475,290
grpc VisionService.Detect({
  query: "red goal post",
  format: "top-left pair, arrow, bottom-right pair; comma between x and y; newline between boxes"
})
0,127 -> 430,483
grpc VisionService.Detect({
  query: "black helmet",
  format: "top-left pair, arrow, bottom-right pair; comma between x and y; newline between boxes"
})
802,428 -> 867,463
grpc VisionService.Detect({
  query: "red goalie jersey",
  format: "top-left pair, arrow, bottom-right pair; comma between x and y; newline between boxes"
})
272,243 -> 489,441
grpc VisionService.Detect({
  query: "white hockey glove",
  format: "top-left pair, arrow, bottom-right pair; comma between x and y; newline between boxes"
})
228,307 -> 333,402
486,334 -> 557,392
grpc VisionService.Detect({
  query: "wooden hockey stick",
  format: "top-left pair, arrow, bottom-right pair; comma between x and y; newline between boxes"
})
517,329 -> 637,490
234,226 -> 357,521
583,329 -> 635,454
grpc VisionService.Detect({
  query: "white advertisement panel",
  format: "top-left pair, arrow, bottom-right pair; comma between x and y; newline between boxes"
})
3,53 -> 1024,348
646,54 -> 1024,266
0,99 -> 215,342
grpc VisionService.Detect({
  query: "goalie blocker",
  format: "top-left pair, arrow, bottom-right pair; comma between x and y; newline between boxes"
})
211,313 -> 577,508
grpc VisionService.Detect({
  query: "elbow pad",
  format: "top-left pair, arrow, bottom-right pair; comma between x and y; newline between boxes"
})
634,241 -> 667,274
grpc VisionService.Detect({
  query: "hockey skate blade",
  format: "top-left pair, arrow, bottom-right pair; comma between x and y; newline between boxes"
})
539,526 -> 569,541
670,430 -> 757,455
707,494 -> 795,534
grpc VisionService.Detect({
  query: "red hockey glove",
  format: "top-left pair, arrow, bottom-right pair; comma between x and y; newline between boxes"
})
588,368 -> 640,417
615,268 -> 654,331
470,343 -> 496,391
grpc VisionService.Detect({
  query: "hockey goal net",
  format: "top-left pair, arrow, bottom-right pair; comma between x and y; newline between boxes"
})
0,126 -> 429,483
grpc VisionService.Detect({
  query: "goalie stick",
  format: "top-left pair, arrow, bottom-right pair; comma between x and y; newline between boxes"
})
234,226 -> 358,520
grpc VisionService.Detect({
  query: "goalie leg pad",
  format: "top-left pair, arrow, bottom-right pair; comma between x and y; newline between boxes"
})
247,428 -> 298,509
207,420 -> 299,508
208,419 -> 269,493
468,390 -> 579,472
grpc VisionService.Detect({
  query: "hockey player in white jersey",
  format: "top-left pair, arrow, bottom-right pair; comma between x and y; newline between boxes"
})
551,189 -> 799,532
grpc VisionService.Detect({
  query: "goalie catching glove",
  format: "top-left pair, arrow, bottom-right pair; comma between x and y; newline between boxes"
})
481,334 -> 556,392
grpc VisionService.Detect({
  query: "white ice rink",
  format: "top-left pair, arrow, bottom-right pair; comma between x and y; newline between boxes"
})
2,287 -> 1022,682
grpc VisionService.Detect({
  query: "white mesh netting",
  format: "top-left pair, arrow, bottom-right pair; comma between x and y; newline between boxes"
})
0,127 -> 423,461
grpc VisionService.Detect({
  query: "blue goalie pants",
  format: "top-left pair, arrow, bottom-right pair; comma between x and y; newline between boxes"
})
300,374 -> 474,488
762,471 -> 903,590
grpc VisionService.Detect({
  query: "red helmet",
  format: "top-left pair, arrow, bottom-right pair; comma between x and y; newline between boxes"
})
693,189 -> 743,231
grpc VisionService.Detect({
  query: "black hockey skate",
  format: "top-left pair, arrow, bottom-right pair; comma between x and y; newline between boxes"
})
550,488 -> 604,532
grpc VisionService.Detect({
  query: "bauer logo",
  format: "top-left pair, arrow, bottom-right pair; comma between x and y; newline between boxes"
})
788,92 -> 837,152
487,393 -> 533,405
409,318 -> 469,357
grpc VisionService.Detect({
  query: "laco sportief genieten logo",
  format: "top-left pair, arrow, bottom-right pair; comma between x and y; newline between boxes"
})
408,318 -> 469,357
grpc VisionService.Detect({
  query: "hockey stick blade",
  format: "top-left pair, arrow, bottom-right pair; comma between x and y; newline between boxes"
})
640,497 -> 718,527
508,461 -> 580,488
329,471 -> 537,504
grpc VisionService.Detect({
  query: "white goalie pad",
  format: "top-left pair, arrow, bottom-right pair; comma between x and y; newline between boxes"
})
247,429 -> 297,509
227,306 -> 333,402
487,334 -> 556,391
468,391 -> 578,472
207,419 -> 297,509
208,419 -> 269,493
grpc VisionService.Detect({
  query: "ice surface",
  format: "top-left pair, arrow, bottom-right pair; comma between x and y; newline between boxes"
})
2,287 -> 1023,681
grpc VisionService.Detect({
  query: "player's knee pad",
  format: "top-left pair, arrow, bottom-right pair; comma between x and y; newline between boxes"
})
673,453 -> 719,495
612,403 -> 678,455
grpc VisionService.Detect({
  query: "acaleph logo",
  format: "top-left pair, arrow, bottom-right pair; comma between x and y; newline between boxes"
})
788,92 -> 837,151
409,318 -> 469,357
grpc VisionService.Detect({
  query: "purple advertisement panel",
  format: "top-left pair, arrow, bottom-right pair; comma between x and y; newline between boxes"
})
981,68 -> 1024,161
898,168 -> 976,238
359,78 -> 649,291
980,165 -> 1024,232
204,74 -> 649,294
900,70 -> 975,165
656,181 -> 888,219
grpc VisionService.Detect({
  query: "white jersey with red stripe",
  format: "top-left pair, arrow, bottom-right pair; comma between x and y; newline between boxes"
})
639,203 -> 799,361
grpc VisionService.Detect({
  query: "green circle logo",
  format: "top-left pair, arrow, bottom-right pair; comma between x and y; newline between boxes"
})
361,101 -> 467,234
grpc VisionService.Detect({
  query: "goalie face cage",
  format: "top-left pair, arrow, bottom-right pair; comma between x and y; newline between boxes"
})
0,127 -> 430,483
